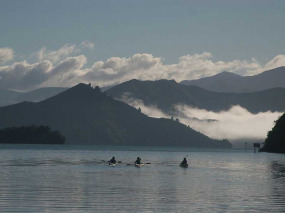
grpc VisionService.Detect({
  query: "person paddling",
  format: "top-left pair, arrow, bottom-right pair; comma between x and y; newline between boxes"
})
180,157 -> 188,168
109,156 -> 116,164
135,157 -> 141,165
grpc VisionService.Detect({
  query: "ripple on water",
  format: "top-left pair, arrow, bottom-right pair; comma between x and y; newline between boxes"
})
0,148 -> 284,212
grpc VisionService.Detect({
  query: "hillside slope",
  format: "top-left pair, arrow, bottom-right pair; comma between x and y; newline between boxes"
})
0,83 -> 231,148
106,79 -> 285,113
260,113 -> 285,153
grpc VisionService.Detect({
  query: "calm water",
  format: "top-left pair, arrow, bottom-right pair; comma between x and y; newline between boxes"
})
0,145 -> 284,213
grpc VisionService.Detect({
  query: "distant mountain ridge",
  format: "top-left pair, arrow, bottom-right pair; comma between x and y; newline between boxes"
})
0,86 -> 113,107
180,66 -> 285,93
106,79 -> 285,113
0,87 -> 68,107
0,83 -> 231,148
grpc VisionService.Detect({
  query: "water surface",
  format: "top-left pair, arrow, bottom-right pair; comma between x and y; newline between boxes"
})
0,145 -> 284,212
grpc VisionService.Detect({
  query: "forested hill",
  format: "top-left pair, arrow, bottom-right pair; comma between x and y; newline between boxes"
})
106,79 -> 285,113
0,83 -> 231,148
261,113 -> 285,153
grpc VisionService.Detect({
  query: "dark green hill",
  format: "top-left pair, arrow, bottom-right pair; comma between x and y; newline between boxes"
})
106,79 -> 285,113
260,113 -> 285,153
0,83 -> 231,148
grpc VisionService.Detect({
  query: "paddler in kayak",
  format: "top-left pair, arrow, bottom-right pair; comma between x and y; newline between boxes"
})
109,156 -> 117,164
180,157 -> 188,167
135,157 -> 141,165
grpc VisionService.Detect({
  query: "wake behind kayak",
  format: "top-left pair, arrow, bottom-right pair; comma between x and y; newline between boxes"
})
135,163 -> 144,168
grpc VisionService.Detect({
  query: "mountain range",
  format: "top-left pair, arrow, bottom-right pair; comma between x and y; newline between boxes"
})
0,86 -> 113,107
0,83 -> 231,148
1,66 -> 285,109
106,79 -> 285,114
0,87 -> 67,107
180,66 -> 285,93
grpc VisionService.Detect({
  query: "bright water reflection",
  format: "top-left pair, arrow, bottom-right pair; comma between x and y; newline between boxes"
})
0,145 -> 284,212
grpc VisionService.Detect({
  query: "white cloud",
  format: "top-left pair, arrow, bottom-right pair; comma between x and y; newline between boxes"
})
174,105 -> 283,140
118,93 -> 170,118
34,44 -> 79,63
80,40 -> 94,50
1,47 -> 285,91
264,55 -> 285,71
118,96 -> 283,141
0,47 -> 14,63
40,55 -> 87,88
83,52 -> 267,87
0,55 -> 86,91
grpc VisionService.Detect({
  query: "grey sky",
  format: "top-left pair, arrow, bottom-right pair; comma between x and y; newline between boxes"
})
0,0 -> 285,90
1,0 -> 284,62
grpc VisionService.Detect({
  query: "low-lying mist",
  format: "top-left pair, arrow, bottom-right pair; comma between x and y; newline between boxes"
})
120,96 -> 283,141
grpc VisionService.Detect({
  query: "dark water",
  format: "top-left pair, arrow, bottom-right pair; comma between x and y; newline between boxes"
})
0,145 -> 284,212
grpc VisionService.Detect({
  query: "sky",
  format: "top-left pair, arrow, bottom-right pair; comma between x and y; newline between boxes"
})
0,0 -> 285,91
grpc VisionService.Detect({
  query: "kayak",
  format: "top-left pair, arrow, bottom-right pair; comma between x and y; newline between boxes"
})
135,163 -> 144,168
179,163 -> 188,168
109,162 -> 117,167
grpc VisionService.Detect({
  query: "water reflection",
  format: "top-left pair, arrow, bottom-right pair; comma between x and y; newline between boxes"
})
0,148 -> 284,212
270,161 -> 285,211
271,161 -> 285,179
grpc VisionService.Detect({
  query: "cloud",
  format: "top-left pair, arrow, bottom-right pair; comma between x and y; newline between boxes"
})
80,41 -> 94,50
34,44 -> 79,63
174,105 -> 283,140
83,52 -> 268,87
40,55 -> 87,88
0,55 -> 86,91
1,47 -> 285,91
264,55 -> 285,71
118,93 -> 170,118
118,96 -> 283,141
0,47 -> 14,63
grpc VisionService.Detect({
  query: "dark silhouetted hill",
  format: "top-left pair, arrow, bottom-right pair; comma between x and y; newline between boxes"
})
106,79 -> 285,113
260,113 -> 285,153
0,125 -> 65,144
181,66 -> 285,93
0,83 -> 231,148
0,86 -> 114,107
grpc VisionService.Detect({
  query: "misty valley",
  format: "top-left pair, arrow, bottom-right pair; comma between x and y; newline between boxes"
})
0,67 -> 284,152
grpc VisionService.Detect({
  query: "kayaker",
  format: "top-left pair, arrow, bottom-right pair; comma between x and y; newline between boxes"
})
109,157 -> 116,164
135,157 -> 141,164
181,157 -> 187,165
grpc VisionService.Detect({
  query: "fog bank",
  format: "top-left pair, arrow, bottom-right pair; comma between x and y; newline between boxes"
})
120,97 -> 283,141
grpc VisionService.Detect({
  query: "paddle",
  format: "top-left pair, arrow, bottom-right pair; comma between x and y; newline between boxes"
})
126,162 -> 151,166
102,160 -> 121,164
